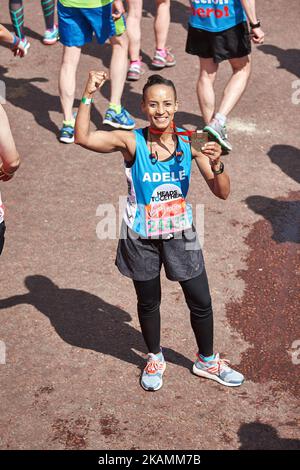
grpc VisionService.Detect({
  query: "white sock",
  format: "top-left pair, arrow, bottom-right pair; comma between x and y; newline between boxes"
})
215,112 -> 227,127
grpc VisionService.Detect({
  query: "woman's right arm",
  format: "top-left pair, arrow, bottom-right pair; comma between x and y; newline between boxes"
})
75,71 -> 136,159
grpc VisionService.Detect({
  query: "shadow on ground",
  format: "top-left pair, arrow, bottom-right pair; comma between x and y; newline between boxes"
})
0,275 -> 193,370
238,422 -> 300,450
246,195 -> 300,244
268,145 -> 300,185
0,65 -> 102,136
258,45 -> 300,78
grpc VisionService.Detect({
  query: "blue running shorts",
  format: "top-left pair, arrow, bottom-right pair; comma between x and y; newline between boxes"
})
58,1 -> 126,46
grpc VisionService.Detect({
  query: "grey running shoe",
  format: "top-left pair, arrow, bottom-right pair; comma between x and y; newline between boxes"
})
193,353 -> 244,387
141,351 -> 166,391
204,119 -> 232,152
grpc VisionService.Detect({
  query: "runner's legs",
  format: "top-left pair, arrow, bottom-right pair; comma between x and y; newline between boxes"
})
126,0 -> 142,62
218,55 -> 251,117
197,57 -> 219,125
109,33 -> 129,106
59,46 -> 81,122
154,0 -> 170,50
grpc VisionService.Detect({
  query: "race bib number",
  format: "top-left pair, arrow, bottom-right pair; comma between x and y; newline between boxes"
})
145,184 -> 191,236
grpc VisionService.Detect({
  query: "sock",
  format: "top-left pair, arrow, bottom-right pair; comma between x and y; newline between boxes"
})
156,48 -> 167,58
130,59 -> 141,65
9,0 -> 25,39
63,119 -> 75,127
41,0 -> 55,30
151,349 -> 164,360
109,103 -> 122,114
215,113 -> 227,127
199,353 -> 215,362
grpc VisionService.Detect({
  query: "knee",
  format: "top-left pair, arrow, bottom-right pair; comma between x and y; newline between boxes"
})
188,295 -> 212,318
111,32 -> 128,49
231,56 -> 251,75
156,0 -> 170,6
127,8 -> 142,22
199,71 -> 216,86
137,298 -> 161,317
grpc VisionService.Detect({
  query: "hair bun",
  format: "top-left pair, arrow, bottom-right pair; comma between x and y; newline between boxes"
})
146,74 -> 164,86
142,75 -> 177,100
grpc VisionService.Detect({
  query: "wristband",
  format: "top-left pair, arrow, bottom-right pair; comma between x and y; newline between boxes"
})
0,164 -> 16,177
11,34 -> 20,46
211,161 -> 224,175
250,20 -> 261,29
81,96 -> 94,105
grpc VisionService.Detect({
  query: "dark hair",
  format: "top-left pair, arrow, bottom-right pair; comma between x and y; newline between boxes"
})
142,74 -> 177,101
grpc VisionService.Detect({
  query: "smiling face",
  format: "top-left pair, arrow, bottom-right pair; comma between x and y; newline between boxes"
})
141,84 -> 178,131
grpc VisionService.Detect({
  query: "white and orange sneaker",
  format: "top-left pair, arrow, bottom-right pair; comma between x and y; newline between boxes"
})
141,351 -> 166,391
193,353 -> 244,387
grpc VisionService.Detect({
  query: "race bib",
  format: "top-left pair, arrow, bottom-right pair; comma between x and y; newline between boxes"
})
145,184 -> 191,237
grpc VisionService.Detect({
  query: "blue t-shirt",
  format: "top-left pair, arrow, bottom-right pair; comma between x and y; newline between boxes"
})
189,0 -> 247,32
123,128 -> 193,238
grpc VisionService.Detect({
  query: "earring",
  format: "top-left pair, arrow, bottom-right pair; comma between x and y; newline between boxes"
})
175,150 -> 183,162
149,152 -> 158,164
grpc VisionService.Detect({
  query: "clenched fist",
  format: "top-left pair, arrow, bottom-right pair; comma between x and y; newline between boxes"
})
84,71 -> 108,97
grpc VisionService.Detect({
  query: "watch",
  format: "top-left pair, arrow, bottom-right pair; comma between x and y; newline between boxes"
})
211,161 -> 224,175
250,20 -> 261,29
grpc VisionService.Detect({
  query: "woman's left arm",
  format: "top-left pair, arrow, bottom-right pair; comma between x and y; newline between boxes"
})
192,142 -> 230,200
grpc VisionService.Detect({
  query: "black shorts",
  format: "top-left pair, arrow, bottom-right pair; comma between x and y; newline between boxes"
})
115,220 -> 204,282
0,221 -> 6,256
185,21 -> 251,63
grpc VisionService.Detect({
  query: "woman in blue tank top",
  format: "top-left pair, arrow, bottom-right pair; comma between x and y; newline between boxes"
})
75,71 -> 244,391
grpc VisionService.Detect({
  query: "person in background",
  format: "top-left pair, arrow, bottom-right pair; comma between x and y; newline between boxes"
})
186,0 -> 264,153
0,22 -> 26,56
0,106 -> 21,255
0,24 -> 23,254
58,0 -> 135,144
126,0 -> 176,81
8,0 -> 59,54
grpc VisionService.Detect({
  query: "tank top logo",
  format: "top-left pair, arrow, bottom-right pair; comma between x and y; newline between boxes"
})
145,184 -> 191,237
189,0 -> 246,32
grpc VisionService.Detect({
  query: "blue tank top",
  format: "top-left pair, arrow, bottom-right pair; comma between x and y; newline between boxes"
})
189,0 -> 246,32
123,128 -> 193,238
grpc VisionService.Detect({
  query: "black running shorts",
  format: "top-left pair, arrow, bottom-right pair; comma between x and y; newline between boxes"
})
115,220 -> 205,282
185,21 -> 251,63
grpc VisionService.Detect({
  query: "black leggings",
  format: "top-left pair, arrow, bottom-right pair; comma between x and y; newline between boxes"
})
133,268 -> 214,357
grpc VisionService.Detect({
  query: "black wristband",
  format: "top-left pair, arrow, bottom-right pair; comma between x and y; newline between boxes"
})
211,161 -> 224,175
250,20 -> 261,29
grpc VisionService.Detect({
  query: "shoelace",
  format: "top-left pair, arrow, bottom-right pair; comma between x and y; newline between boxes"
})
62,128 -> 74,136
216,357 -> 231,372
165,47 -> 175,57
197,354 -> 231,374
144,359 -> 163,375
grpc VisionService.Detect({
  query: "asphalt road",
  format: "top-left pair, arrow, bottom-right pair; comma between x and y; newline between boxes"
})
0,0 -> 299,450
